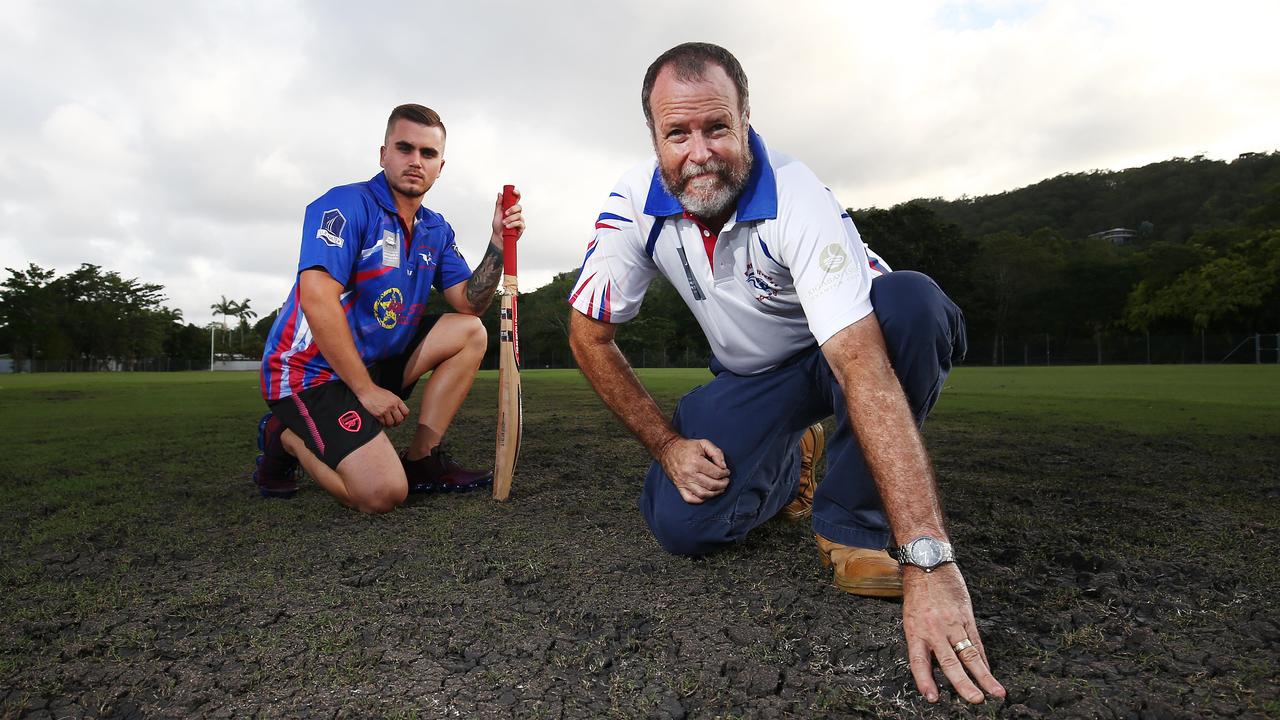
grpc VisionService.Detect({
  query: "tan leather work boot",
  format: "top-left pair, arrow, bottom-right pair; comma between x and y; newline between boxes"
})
780,423 -> 825,521
815,534 -> 904,598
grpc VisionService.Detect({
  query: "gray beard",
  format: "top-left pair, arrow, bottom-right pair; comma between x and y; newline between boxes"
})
661,151 -> 753,219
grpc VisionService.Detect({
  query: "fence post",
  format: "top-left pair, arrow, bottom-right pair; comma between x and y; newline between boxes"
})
1256,333 -> 1262,365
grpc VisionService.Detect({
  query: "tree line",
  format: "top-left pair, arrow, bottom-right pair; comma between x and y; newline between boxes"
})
479,150 -> 1279,367
0,266 -> 267,370
902,151 -> 1280,361
3,150 -> 1276,370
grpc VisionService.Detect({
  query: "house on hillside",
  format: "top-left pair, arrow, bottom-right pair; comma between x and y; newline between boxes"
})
1089,227 -> 1137,245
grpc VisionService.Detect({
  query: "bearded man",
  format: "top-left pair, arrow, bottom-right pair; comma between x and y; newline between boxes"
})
567,43 -> 1004,705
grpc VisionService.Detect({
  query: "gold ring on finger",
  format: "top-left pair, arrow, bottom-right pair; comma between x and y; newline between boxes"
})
952,638 -> 974,653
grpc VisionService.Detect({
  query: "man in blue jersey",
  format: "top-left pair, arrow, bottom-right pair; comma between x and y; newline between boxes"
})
568,44 -> 1004,704
255,104 -> 524,514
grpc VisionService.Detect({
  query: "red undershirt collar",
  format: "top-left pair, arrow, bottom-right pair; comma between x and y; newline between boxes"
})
683,211 -> 725,265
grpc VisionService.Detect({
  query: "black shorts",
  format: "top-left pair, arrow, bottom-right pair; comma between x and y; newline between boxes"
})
268,314 -> 441,469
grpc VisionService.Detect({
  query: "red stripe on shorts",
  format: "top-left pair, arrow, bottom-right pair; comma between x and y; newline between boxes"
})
291,393 -> 326,456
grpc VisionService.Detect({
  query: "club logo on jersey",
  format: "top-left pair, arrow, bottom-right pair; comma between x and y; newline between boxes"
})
374,287 -> 405,329
743,263 -> 779,302
807,244 -> 859,301
406,249 -> 433,278
317,209 -> 347,248
819,244 -> 848,274
338,410 -> 362,433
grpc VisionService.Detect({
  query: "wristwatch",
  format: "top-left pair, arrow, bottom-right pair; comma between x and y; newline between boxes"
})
893,536 -> 956,572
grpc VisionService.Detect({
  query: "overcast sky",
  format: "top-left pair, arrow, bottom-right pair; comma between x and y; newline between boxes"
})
2,1 -> 1276,325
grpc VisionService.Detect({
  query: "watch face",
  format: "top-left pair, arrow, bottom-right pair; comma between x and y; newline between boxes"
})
911,538 -> 943,567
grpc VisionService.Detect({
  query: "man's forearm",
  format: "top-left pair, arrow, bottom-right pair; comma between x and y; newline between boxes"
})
569,313 -> 680,458
462,243 -> 504,314
824,317 -> 947,544
300,279 -> 375,394
847,361 -> 947,543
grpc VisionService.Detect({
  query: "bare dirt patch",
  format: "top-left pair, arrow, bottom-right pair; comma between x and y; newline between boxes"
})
2,384 -> 1277,718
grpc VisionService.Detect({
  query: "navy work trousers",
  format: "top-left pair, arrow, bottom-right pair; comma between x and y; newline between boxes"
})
639,271 -> 967,555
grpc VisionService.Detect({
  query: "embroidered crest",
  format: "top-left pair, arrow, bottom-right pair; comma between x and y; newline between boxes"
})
317,209 -> 347,248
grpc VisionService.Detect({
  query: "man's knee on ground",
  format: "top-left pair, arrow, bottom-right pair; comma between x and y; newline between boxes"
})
647,509 -> 729,557
348,475 -> 408,514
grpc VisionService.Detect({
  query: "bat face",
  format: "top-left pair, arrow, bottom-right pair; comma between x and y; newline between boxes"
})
494,184 -> 521,502
493,291 -> 521,501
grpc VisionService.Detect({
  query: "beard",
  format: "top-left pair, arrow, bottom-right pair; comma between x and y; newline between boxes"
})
659,145 -> 752,219
388,171 -> 430,200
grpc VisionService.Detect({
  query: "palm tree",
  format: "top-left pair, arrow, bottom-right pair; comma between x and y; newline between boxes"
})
234,298 -> 257,325
210,295 -> 236,332
233,298 -> 257,350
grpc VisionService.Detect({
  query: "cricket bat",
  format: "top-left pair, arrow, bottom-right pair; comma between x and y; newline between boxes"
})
493,184 -> 522,501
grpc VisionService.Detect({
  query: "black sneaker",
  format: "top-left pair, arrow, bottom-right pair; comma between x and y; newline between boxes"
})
254,412 -> 298,499
400,446 -> 493,493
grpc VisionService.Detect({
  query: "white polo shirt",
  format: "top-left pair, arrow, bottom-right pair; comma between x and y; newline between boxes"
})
569,129 -> 890,376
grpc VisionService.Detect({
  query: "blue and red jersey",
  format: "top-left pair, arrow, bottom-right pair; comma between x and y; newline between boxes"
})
260,173 -> 472,401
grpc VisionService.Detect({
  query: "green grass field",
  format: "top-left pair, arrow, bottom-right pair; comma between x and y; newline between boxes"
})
936,365 -> 1280,436
1,364 -> 1274,476
1,364 -> 1272,519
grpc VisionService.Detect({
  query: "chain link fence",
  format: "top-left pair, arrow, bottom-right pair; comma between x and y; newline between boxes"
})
8,332 -> 1278,373
971,331 -> 1280,366
4,357 -> 213,372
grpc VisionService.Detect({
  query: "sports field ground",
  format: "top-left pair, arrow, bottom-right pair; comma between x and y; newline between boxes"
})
2,366 -> 1277,718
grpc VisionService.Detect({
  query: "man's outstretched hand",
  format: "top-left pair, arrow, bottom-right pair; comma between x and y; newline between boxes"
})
902,564 -> 1006,704
658,436 -> 730,504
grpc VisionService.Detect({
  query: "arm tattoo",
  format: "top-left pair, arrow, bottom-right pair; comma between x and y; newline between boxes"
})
464,243 -> 504,313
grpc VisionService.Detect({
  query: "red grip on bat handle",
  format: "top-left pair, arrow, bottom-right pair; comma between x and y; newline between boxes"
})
501,185 -> 518,276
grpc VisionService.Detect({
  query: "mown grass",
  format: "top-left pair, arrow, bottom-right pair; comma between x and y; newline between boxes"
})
937,365 -> 1279,436
1,364 -> 1272,550
1,363 -> 1274,479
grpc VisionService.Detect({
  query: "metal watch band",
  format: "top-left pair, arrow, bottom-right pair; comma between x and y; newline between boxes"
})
895,537 -> 956,571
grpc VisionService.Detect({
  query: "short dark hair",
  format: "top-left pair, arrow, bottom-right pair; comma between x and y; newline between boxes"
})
641,42 -> 750,128
385,104 -> 446,141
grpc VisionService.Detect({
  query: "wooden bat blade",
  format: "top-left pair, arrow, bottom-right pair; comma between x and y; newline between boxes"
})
493,289 -> 521,501
494,184 -> 520,501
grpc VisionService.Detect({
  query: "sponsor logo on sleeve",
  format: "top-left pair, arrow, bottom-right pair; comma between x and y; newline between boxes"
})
317,209 -> 347,248
805,243 -> 857,300
818,244 -> 848,273
373,287 -> 405,329
450,242 -> 467,265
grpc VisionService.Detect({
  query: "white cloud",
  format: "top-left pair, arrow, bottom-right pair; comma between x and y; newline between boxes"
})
1,0 -> 1276,326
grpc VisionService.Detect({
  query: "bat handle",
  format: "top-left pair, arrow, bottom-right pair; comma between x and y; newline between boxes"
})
501,184 -> 518,276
